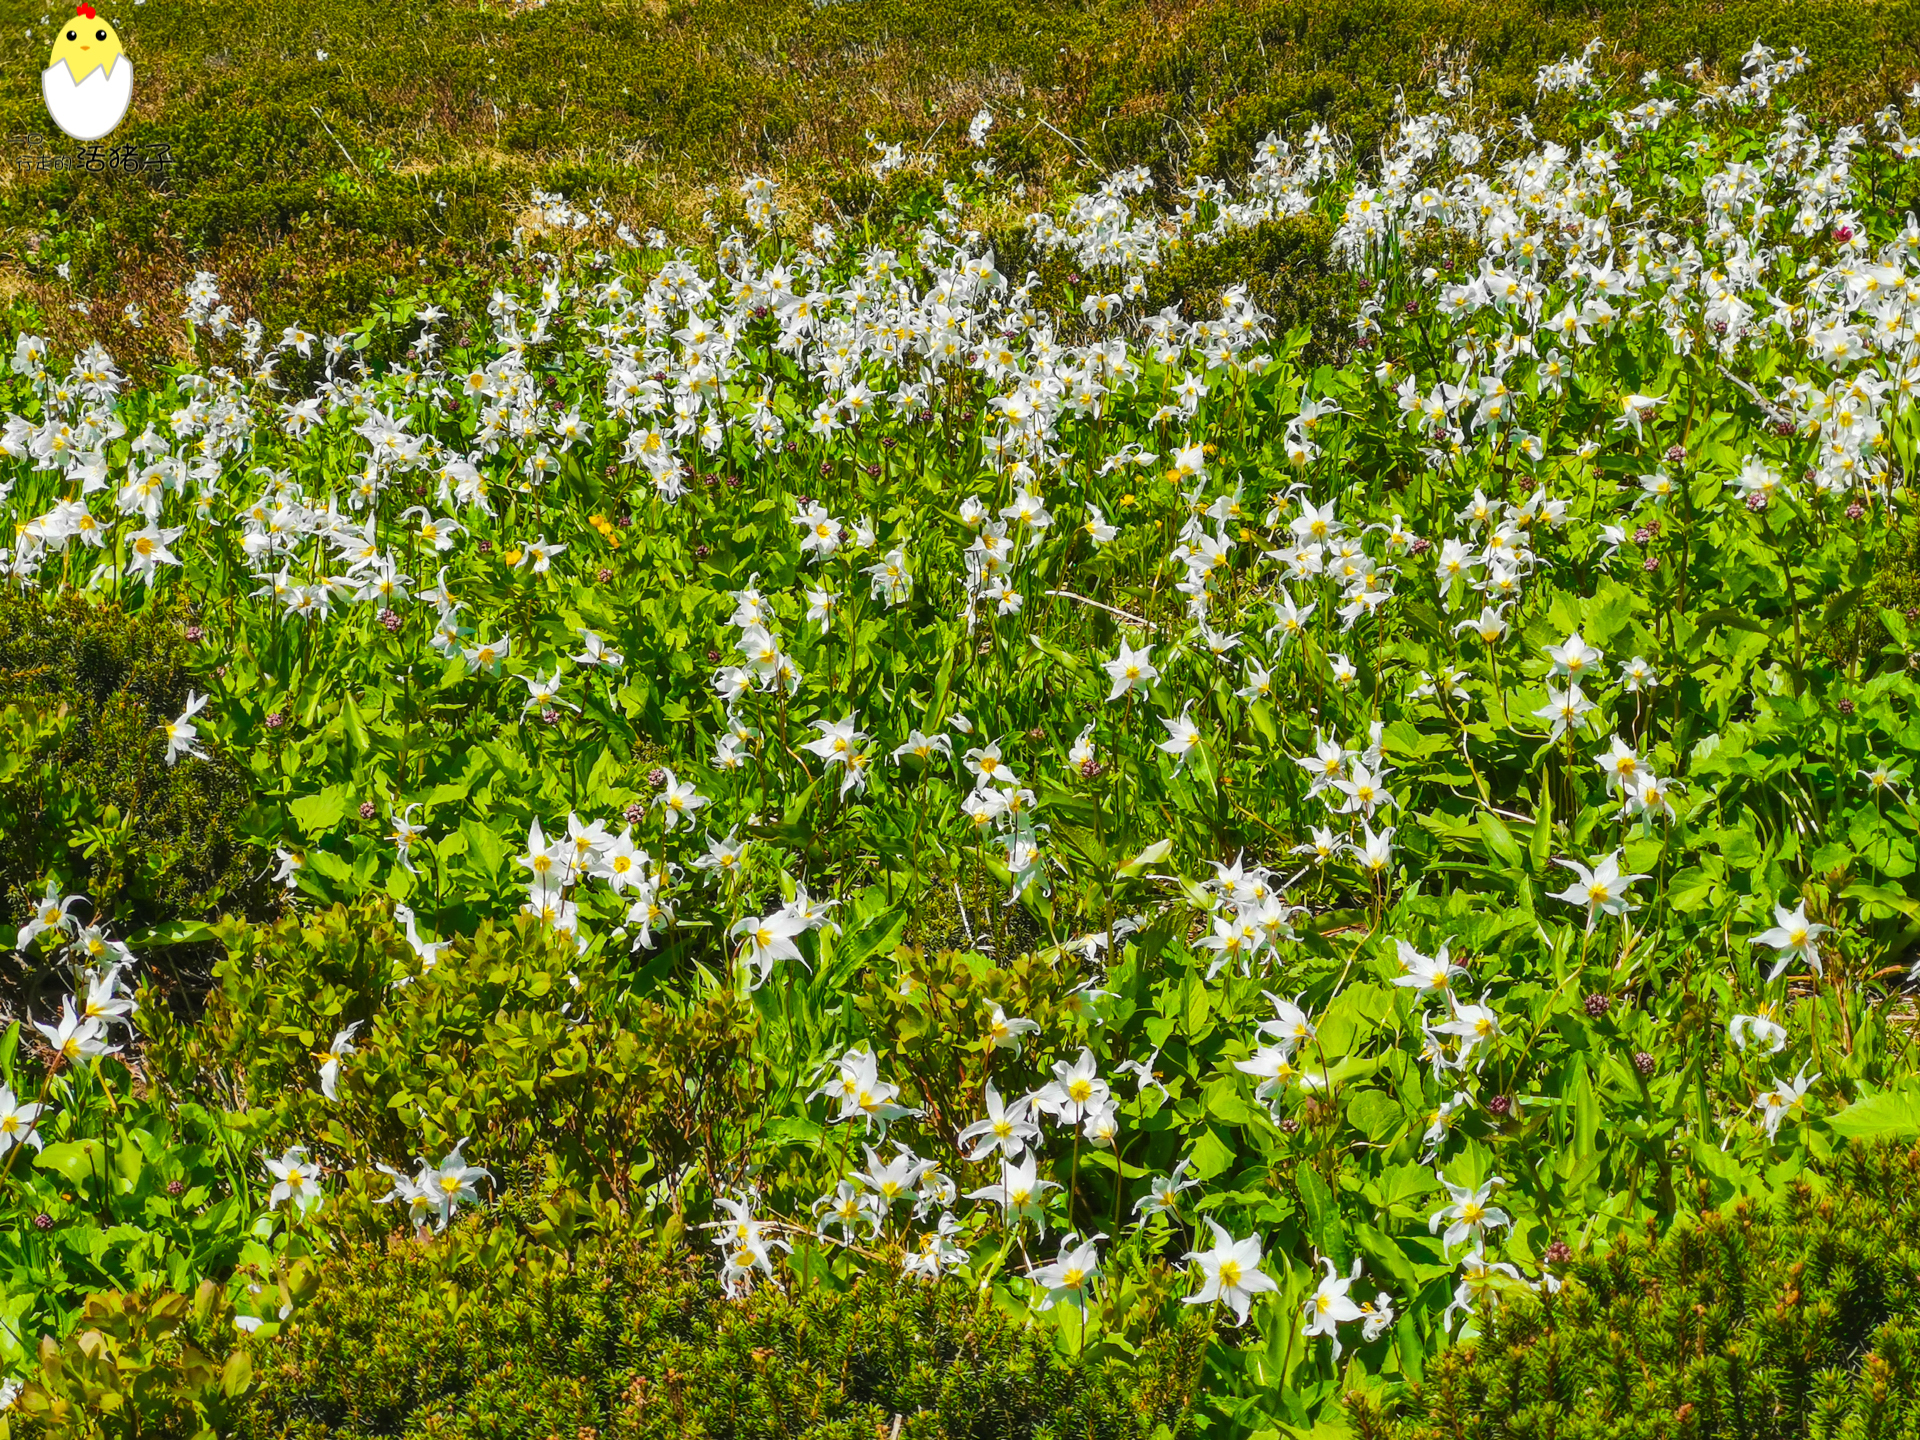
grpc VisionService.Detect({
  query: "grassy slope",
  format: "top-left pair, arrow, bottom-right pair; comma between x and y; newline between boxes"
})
1,0 -> 1917,359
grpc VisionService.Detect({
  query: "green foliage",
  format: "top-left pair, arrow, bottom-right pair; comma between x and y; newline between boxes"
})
1360,1144 -> 1920,1440
226,1198 -> 1209,1440
142,901 -> 766,1204
1147,216 -> 1346,363
1090,0 -> 1920,175
2,1284 -> 252,1440
0,590 -> 266,1007
8,28 -> 1920,1439
0,1024 -> 292,1394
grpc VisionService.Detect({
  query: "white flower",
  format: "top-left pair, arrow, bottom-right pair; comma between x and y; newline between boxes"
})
1133,1157 -> 1198,1221
1728,1006 -> 1788,1053
1549,851 -> 1648,930
1391,938 -> 1466,994
16,881 -> 83,952
35,996 -> 118,1064
1445,1247 -> 1522,1332
1156,706 -> 1201,765
1033,1048 -> 1111,1125
571,629 -> 624,669
0,1085 -> 48,1155
705,1194 -> 792,1298
1544,629 -> 1603,679
965,1152 -> 1059,1231
814,1179 -> 884,1243
264,1145 -> 324,1215
984,1004 -> 1039,1052
317,1021 -> 361,1101
1753,1064 -> 1818,1139
1533,681 -> 1597,738
1428,1173 -> 1511,1252
1184,1220 -> 1279,1325
850,1143 -> 932,1209
1749,902 -> 1829,981
957,1082 -> 1041,1161
1301,1255 -> 1366,1356
1026,1232 -> 1104,1311
162,690 -> 211,766
1103,639 -> 1159,700
1360,1290 -> 1397,1342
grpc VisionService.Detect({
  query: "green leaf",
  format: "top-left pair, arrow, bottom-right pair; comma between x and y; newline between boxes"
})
1828,1088 -> 1920,1140
222,1348 -> 254,1398
1190,1126 -> 1235,1181
1296,1163 -> 1344,1264
1529,782 -> 1553,874
1667,866 -> 1717,912
306,849 -> 352,883
340,693 -> 371,756
1476,811 -> 1522,871
1204,1075 -> 1255,1125
36,1138 -> 108,1185
289,784 -> 350,837
1118,838 -> 1172,878
125,920 -> 216,948
1344,1088 -> 1405,1143
461,818 -> 507,881
1027,632 -> 1088,673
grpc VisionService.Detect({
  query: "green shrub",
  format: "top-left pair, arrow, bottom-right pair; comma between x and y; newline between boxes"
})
1,1284 -> 255,1440
226,1197 -> 1209,1440
0,590 -> 266,1009
1148,214 -> 1347,362
142,901 -> 766,1206
1355,1144 -> 1920,1440
1080,0 -> 1920,174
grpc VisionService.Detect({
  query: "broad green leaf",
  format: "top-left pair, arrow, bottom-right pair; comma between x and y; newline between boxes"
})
1827,1088 -> 1920,1140
1344,1088 -> 1405,1143
289,784 -> 350,837
35,1138 -> 108,1185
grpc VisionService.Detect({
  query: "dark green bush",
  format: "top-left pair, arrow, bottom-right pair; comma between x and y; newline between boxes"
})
229,1199 -> 1210,1440
1082,0 -> 1920,175
1148,214 -> 1347,361
1357,1144 -> 1920,1440
0,590 -> 267,1008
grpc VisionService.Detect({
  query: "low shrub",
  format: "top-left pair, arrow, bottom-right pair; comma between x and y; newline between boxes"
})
0,590 -> 267,1011
141,901 -> 767,1207
226,1196 -> 1210,1440
1355,1143 -> 1920,1440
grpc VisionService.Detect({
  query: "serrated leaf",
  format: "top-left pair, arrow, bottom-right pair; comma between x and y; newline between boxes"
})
1344,1088 -> 1405,1143
289,784 -> 350,837
1828,1088 -> 1920,1140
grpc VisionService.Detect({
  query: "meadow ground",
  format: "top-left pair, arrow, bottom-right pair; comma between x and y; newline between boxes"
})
2,5 -> 1920,1439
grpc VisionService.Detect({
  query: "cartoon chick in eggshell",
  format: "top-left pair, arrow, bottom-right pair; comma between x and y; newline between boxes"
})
43,1 -> 133,142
